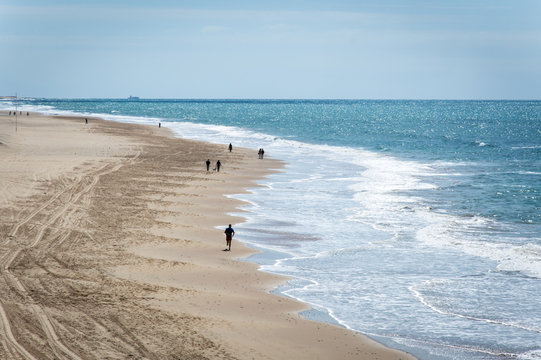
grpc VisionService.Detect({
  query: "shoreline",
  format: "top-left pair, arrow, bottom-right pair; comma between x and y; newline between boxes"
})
0,111 -> 415,359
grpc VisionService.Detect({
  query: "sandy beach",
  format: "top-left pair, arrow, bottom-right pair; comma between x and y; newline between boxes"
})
0,112 -> 415,360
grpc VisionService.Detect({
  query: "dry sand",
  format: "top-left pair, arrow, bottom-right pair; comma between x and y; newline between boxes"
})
0,112 -> 415,359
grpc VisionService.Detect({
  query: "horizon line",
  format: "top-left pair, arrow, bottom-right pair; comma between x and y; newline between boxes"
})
3,97 -> 541,102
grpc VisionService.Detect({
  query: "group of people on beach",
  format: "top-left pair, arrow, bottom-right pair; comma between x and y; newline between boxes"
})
206,159 -> 221,172
206,143 -> 267,251
8,111 -> 29,116
205,143 -> 235,172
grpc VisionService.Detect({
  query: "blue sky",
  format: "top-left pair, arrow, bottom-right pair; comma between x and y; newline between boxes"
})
1,0 -> 540,99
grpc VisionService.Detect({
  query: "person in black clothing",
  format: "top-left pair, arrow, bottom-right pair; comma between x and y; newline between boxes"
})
228,143 -> 232,152
206,159 -> 211,171
216,160 -> 221,172
224,224 -> 235,251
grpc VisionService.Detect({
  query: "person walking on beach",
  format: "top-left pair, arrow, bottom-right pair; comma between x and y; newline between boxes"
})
216,160 -> 221,172
224,224 -> 235,251
206,159 -> 211,171
228,143 -> 233,152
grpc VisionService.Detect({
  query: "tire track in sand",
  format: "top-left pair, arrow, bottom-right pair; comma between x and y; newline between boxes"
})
0,158 -> 133,360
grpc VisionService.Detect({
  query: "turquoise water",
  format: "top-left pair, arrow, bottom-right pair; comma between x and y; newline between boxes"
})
3,99 -> 540,359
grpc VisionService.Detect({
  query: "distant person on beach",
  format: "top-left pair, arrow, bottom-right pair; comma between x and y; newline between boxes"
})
224,224 -> 235,251
216,160 -> 221,172
85,118 -> 88,124
159,122 -> 161,128
206,159 -> 211,171
258,148 -> 264,159
228,143 -> 232,152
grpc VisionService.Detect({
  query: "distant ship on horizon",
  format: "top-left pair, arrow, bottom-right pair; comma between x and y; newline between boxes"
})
128,96 -> 140,100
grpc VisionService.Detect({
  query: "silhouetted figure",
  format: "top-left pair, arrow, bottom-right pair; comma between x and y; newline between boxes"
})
206,159 -> 211,171
224,224 -> 235,251
85,118 -> 88,124
228,143 -> 232,152
216,160 -> 221,172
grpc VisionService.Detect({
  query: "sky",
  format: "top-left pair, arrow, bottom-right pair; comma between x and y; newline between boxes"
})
1,0 -> 540,99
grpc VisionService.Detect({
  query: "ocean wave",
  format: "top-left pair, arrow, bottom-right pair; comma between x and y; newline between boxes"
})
512,145 -> 541,150
183,114 -> 541,282
518,349 -> 541,360
409,277 -> 541,333
416,216 -> 541,278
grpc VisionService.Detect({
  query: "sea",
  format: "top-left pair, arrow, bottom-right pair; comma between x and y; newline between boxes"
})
2,99 -> 540,360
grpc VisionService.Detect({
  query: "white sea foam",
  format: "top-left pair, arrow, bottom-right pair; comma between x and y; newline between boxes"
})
410,278 -> 541,333
416,216 -> 541,278
518,349 -> 541,360
169,117 -> 541,283
512,145 -> 541,150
